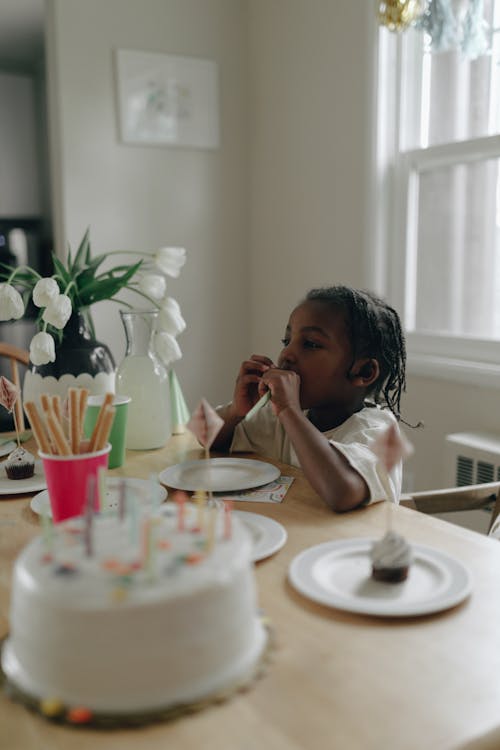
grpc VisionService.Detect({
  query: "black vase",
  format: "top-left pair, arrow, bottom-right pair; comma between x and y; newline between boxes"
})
23,310 -> 115,404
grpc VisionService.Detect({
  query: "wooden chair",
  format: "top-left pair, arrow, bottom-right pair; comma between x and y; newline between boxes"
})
0,342 -> 30,432
400,481 -> 500,535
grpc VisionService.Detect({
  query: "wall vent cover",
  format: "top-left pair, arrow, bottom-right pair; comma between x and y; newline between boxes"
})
445,432 -> 500,487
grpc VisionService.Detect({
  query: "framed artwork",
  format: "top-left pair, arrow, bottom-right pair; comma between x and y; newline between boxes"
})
115,49 -> 219,149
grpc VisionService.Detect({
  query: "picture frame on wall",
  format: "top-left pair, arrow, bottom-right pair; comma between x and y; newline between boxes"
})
115,49 -> 219,149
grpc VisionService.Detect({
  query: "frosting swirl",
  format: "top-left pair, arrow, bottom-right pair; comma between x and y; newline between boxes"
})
371,530 -> 412,569
7,447 -> 34,465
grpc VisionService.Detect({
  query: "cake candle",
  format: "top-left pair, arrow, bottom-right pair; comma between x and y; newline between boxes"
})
141,517 -> 152,570
41,507 -> 53,552
128,491 -> 139,545
142,517 -> 159,578
223,500 -> 233,539
150,473 -> 162,509
118,478 -> 126,521
84,476 -> 95,557
206,505 -> 217,552
174,491 -> 187,532
98,466 -> 107,511
194,489 -> 206,532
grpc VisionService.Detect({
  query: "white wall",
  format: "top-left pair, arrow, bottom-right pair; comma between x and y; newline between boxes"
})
247,0 -> 376,357
403,376 -> 500,492
46,0 -> 250,409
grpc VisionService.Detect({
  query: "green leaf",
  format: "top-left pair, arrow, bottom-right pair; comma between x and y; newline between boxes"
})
51,254 -> 72,288
0,262 -> 16,277
78,260 -> 143,305
72,227 -> 91,272
74,254 -> 105,282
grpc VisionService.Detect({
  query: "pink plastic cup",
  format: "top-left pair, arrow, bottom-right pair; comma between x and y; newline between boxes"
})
40,444 -> 111,523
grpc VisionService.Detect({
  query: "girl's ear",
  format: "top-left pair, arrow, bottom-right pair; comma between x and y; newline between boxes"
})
348,358 -> 380,387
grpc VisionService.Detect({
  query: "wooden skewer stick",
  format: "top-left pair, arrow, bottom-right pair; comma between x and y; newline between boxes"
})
24,401 -> 52,455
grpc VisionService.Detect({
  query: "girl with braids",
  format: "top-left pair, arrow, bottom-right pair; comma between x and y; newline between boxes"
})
213,285 -> 408,512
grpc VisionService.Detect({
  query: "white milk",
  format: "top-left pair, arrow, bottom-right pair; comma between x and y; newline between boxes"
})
116,355 -> 171,449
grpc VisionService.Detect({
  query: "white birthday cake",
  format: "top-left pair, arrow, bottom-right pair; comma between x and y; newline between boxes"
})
2,501 -> 267,717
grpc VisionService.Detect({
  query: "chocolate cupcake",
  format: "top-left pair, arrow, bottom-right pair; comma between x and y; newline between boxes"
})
370,530 -> 412,583
4,447 -> 35,480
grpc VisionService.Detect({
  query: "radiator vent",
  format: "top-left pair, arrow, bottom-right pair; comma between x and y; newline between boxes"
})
445,432 -> 500,487
456,455 -> 473,485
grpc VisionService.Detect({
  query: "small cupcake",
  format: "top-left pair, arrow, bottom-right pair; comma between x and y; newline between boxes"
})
370,530 -> 412,583
4,447 -> 35,480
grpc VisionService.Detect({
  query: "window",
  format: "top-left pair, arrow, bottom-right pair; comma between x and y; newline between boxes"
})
377,0 -> 500,385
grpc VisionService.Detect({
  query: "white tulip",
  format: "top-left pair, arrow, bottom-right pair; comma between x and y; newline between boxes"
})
0,283 -> 24,321
29,332 -> 56,366
159,297 -> 186,336
33,277 -> 60,307
161,296 -> 182,315
154,331 -> 182,366
42,294 -> 72,329
154,247 -> 186,278
138,273 -> 167,300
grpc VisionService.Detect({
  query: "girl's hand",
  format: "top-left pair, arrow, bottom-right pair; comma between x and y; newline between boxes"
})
260,368 -> 301,415
233,354 -> 275,417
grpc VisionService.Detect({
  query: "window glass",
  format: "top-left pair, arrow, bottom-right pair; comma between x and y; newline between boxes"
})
411,158 -> 500,338
404,0 -> 500,149
378,0 -> 500,379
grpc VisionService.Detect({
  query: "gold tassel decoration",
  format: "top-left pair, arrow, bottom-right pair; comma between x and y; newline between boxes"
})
379,0 -> 424,32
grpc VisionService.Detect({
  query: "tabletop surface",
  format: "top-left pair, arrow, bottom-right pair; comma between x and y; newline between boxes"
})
1,433 -> 500,750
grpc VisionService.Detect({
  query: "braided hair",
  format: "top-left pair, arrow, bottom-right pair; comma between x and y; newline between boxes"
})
305,286 -> 407,420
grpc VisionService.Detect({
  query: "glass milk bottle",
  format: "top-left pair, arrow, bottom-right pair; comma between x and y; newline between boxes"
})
116,310 -> 171,449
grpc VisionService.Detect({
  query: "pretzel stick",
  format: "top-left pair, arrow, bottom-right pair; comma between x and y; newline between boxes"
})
79,388 -> 89,437
69,388 -> 80,454
40,393 -> 51,415
46,412 -> 71,455
38,394 -> 56,451
88,393 -> 114,451
93,405 -> 115,452
51,395 -> 63,426
24,401 -> 52,455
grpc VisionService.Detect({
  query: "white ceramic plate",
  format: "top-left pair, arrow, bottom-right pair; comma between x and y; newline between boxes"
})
288,538 -> 472,618
0,441 -> 16,458
234,510 -> 287,562
0,460 -> 46,496
30,477 -> 167,517
158,458 -> 280,493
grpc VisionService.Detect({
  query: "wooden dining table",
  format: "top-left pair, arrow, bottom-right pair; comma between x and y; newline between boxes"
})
1,433 -> 500,750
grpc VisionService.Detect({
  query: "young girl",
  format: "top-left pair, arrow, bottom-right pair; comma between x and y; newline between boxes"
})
212,285 -> 407,512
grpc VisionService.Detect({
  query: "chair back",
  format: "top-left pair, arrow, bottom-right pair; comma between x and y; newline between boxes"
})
0,342 -> 30,432
400,481 -> 500,535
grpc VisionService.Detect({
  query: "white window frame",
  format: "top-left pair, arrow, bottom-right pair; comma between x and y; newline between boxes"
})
377,27 -> 500,388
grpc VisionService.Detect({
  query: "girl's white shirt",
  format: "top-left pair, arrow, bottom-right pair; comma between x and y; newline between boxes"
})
231,402 -> 402,504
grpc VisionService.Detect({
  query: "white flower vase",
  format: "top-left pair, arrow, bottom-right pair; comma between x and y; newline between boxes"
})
169,369 -> 190,434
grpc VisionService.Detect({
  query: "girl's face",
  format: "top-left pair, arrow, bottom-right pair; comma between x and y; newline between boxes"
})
277,300 -> 359,411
